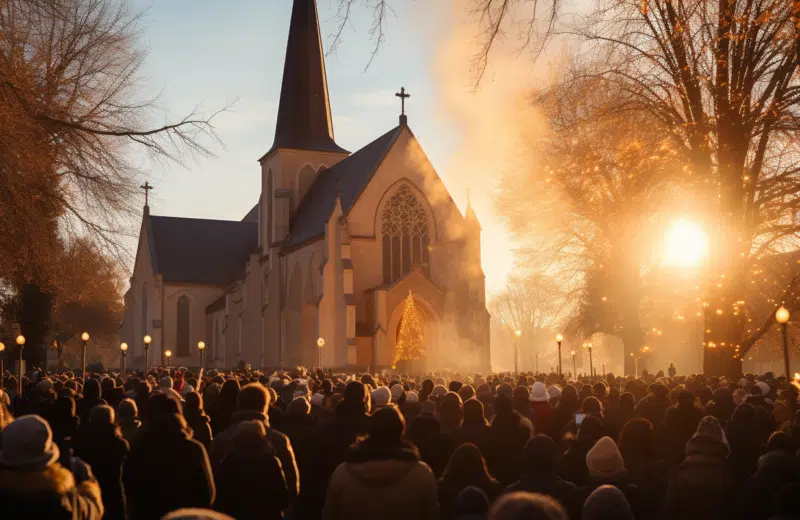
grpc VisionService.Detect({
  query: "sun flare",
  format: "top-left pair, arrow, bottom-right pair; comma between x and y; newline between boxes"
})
663,219 -> 709,267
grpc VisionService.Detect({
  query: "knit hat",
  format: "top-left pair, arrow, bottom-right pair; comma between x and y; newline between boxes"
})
405,391 -> 419,404
180,384 -> 195,396
529,382 -> 550,402
420,399 -> 437,416
310,393 -> 325,407
582,485 -> 634,520
586,436 -> 627,481
37,378 -> 54,393
431,385 -> 448,398
160,376 -> 173,389
547,385 -> 562,400
371,386 -> 392,406
696,415 -> 729,448
0,415 -> 60,470
755,381 -> 770,395
390,384 -> 405,401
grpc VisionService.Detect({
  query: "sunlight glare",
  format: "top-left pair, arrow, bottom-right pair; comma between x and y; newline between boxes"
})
663,219 -> 709,267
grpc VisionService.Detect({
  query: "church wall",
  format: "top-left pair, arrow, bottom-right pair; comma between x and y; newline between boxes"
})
279,241 -> 325,368
162,283 -> 224,367
238,255 -> 263,368
124,216 -> 158,367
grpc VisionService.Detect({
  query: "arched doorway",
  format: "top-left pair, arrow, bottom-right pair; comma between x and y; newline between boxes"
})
392,298 -> 433,373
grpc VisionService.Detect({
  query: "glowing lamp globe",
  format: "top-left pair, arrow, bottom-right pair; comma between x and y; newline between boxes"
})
197,341 -> 206,351
776,307 -> 790,324
143,335 -> 152,345
165,350 -> 172,358
555,333 -> 564,342
120,342 -> 128,352
0,342 -> 5,353
317,337 -> 325,348
571,350 -> 576,356
81,332 -> 90,342
514,330 -> 522,338
16,335 -> 25,346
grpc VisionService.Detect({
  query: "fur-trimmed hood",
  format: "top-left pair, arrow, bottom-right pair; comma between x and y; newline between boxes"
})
0,464 -> 75,497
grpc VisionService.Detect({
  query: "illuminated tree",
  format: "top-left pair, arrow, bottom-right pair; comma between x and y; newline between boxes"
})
392,291 -> 426,369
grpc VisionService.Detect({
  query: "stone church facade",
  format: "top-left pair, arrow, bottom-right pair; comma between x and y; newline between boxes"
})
121,0 -> 490,372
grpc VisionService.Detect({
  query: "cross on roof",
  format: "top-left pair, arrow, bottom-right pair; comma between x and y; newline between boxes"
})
396,87 -> 410,125
140,181 -> 154,207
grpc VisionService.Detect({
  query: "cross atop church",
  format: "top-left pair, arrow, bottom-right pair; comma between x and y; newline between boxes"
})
140,181 -> 154,208
396,87 -> 410,125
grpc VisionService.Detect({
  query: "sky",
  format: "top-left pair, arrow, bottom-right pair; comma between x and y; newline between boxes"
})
127,0 -> 517,293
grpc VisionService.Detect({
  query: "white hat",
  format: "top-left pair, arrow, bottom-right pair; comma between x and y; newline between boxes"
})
371,386 -> 392,406
180,384 -> 195,396
755,381 -> 770,395
529,382 -> 550,403
547,385 -> 562,400
390,384 -> 405,401
405,391 -> 419,404
160,376 -> 173,389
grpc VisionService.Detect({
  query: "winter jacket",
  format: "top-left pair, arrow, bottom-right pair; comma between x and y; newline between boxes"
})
323,441 -> 439,520
73,424 -> 129,520
407,414 -> 455,478
118,418 -> 141,445
185,410 -> 213,450
210,410 -> 299,500
0,464 -> 103,520
634,393 -> 670,430
122,414 -> 215,520
485,411 -> 534,486
530,401 -> 556,438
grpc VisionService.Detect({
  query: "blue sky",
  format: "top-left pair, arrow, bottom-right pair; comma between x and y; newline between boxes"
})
128,0 -> 514,292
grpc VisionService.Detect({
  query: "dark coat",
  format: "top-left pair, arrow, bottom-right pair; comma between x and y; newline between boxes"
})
486,411 -> 534,486
407,414 -> 455,478
634,393 -> 670,430
0,464 -> 104,520
505,474 -> 579,519
122,414 -> 215,520
454,421 -> 491,454
738,452 -> 800,520
184,410 -> 213,450
73,424 -> 129,520
209,410 -> 299,501
664,433 -> 734,520
277,412 -> 316,489
662,404 -> 705,466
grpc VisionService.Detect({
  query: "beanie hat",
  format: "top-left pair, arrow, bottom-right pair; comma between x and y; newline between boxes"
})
390,384 -> 405,401
582,485 -> 634,520
696,415 -> 729,448
755,381 -> 770,395
371,386 -> 392,406
0,415 -> 60,470
431,385 -> 448,399
420,399 -> 437,416
586,436 -> 627,481
37,378 -> 54,393
547,385 -> 562,400
310,393 -> 325,407
180,384 -> 195,396
529,382 -> 550,403
405,391 -> 419,404
160,376 -> 173,389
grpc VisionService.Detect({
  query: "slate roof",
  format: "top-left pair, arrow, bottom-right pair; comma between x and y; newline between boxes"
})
148,215 -> 258,285
267,0 -> 347,156
242,202 -> 259,223
284,125 -> 404,249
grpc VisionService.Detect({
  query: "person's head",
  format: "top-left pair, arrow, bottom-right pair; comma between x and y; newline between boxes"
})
160,376 -> 174,390
586,436 -> 627,482
529,382 -> 550,403
696,415 -> 727,445
463,398 -> 487,425
367,405 -> 406,446
340,380 -> 369,414
581,485 -> 634,520
371,386 -> 392,409
455,486 -> 490,520
118,398 -> 138,422
52,395 -> 77,421
582,396 -> 604,417
89,404 -> 115,426
232,420 -> 267,453
458,385 -> 476,402
617,418 -> 654,462
618,392 -> 635,414
577,415 -> 606,446
288,396 -> 311,415
184,391 -> 204,414
237,383 -> 270,414
83,377 -> 102,400
765,430 -> 793,454
147,392 -> 183,421
489,492 -> 568,520
678,390 -> 696,408
522,435 -> 558,475
0,415 -> 60,470
443,443 -> 492,484
560,384 -> 579,406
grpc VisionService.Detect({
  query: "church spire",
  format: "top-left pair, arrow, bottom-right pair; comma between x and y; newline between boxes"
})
270,0 -> 346,155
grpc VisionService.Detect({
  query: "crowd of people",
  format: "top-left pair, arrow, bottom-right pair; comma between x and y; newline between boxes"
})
1,364 -> 799,520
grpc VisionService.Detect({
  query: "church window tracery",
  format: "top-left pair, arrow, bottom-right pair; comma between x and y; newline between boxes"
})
381,185 -> 430,283
177,295 -> 190,356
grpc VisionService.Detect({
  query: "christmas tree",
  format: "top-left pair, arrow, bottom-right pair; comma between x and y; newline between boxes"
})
392,291 -> 426,369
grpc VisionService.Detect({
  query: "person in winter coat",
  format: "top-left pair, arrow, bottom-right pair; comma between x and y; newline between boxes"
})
117,398 -> 141,445
454,486 -> 490,520
581,485 -> 634,520
278,396 -> 316,495
49,396 -> 81,469
726,403 -> 769,484
559,415 -> 604,487
662,391 -> 705,467
617,418 -> 666,515
210,379 -> 240,435
633,384 -> 670,430
664,416 -> 734,520
407,400 -> 455,478
504,435 -> 579,518
486,394 -> 534,486
73,406 -> 129,520
0,414 -> 104,519
440,392 -> 465,438
552,385 -> 581,442
214,420 -> 289,520
184,391 -> 213,450
76,379 -> 106,430
438,443 -> 503,520
122,393 -> 215,520
529,382 -> 555,438
210,383 -> 298,498
454,398 -> 492,454
737,451 -> 800,520
576,437 -> 644,519
512,386 -> 535,426
323,406 -> 439,520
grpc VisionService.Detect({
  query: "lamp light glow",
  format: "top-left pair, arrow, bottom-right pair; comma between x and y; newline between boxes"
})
81,332 -> 90,342
120,343 -> 128,351
16,335 -> 25,346
555,333 -> 564,342
776,307 -> 790,324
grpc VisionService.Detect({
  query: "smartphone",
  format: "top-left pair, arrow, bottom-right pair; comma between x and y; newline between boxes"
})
574,412 -> 585,426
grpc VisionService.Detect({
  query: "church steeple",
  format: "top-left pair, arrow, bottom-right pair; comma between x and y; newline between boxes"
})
270,0 -> 347,155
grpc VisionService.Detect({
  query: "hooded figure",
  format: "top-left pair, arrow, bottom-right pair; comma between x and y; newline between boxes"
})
0,415 -> 104,519
455,398 -> 492,455
577,437 -> 643,518
323,406 -> 439,520
454,486 -> 490,520
486,395 -> 534,486
438,443 -> 502,520
529,382 -> 555,438
183,392 -> 213,450
407,400 -> 453,478
117,398 -> 142,445
581,485 -> 634,520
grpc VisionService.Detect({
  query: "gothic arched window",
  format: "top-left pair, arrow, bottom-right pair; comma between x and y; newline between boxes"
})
381,185 -> 430,283
177,295 -> 190,356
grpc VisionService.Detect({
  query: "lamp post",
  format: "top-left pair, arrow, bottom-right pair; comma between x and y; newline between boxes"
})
317,337 -> 325,371
583,342 -> 594,379
555,333 -> 564,376
143,335 -> 152,374
120,343 -> 128,377
80,332 -> 90,382
15,335 -> 25,396
514,330 -> 522,374
571,350 -> 576,378
631,352 -> 638,377
197,341 -> 206,372
0,342 -> 5,390
164,349 -> 172,369
775,306 -> 793,427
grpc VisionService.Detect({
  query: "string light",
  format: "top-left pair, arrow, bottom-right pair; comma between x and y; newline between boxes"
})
392,291 -> 426,369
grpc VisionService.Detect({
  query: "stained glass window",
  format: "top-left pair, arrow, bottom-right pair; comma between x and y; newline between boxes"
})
382,185 -> 430,283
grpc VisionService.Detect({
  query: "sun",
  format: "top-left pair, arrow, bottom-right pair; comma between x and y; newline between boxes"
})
663,219 -> 709,267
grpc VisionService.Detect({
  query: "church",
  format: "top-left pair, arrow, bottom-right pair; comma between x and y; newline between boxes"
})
121,0 -> 491,372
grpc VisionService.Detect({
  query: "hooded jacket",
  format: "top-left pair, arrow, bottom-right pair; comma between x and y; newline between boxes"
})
0,464 -> 103,520
323,441 -> 439,520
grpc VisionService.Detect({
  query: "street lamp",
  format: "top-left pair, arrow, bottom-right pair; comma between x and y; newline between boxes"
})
583,342 -> 594,379
143,335 -> 152,374
0,342 -> 5,390
197,341 -> 206,373
317,337 -> 325,370
571,350 -> 576,378
15,335 -> 25,396
514,330 -> 522,374
555,333 -> 564,376
164,349 -> 172,368
80,332 -> 90,382
120,343 -> 128,377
